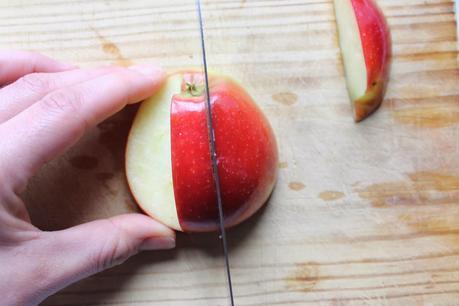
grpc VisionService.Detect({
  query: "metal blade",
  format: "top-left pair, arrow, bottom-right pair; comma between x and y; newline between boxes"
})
195,1 -> 235,305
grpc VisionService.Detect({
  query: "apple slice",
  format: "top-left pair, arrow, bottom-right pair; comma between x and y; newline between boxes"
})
126,71 -> 278,232
125,75 -> 181,230
334,0 -> 391,122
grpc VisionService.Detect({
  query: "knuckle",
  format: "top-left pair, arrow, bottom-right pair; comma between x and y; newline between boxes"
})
19,73 -> 54,93
40,89 -> 83,114
111,72 -> 131,102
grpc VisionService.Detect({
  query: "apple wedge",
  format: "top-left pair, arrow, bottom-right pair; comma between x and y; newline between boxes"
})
334,0 -> 391,122
126,71 -> 278,232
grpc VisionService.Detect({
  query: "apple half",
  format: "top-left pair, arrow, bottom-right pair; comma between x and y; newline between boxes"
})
334,0 -> 391,122
126,71 -> 278,232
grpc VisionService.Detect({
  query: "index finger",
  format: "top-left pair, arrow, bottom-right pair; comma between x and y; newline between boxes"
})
0,65 -> 165,191
0,50 -> 76,85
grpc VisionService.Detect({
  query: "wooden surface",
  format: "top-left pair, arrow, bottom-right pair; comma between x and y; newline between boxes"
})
0,0 -> 458,305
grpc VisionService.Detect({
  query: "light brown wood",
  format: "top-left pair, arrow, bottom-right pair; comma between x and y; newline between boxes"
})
0,0 -> 457,305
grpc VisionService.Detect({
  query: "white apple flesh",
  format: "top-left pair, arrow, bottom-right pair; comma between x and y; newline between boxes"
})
334,0 -> 367,102
126,75 -> 181,230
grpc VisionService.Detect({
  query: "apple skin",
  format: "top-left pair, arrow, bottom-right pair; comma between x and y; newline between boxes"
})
335,0 -> 391,122
126,71 -> 278,232
352,0 -> 391,122
171,73 -> 278,232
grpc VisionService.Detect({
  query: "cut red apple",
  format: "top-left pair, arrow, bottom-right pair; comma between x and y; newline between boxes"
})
334,0 -> 391,122
126,71 -> 278,232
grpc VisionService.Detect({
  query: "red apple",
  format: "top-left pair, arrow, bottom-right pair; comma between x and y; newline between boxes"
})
334,0 -> 391,122
126,71 -> 278,232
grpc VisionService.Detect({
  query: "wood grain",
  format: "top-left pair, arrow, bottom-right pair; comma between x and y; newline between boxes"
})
0,0 -> 457,305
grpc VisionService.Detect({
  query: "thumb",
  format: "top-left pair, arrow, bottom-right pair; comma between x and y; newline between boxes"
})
34,214 -> 175,302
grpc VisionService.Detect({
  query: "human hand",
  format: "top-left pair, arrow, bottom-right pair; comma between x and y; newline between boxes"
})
0,51 -> 176,306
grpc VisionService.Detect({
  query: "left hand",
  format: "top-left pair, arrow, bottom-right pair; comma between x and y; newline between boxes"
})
0,51 -> 176,306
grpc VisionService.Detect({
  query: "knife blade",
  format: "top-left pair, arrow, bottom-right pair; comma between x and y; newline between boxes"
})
195,1 -> 235,305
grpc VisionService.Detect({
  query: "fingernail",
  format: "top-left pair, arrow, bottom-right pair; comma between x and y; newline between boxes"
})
140,236 -> 176,251
129,64 -> 165,82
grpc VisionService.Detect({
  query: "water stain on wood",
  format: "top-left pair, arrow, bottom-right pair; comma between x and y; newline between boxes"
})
95,172 -> 114,182
278,161 -> 289,169
356,172 -> 459,207
69,155 -> 99,170
115,57 -> 133,67
92,27 -> 133,67
393,107 -> 459,128
272,92 -> 298,106
124,199 -> 138,211
289,182 -> 305,191
285,262 -> 319,292
409,172 -> 459,192
97,106 -> 139,169
98,119 -> 130,156
102,41 -> 120,55
95,172 -> 117,195
399,214 -> 453,232
398,213 -> 459,247
319,191 -> 345,201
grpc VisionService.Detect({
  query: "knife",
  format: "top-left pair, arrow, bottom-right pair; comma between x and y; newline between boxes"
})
195,1 -> 235,305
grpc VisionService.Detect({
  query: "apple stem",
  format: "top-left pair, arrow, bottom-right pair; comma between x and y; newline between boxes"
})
185,82 -> 203,97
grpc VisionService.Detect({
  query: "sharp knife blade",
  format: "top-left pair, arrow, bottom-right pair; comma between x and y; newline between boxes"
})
195,1 -> 235,305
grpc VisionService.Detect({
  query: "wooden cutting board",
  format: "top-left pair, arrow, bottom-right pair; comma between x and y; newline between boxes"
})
1,0 -> 458,305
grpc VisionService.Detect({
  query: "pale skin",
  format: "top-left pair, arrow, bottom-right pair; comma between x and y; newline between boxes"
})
0,51 -> 176,306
